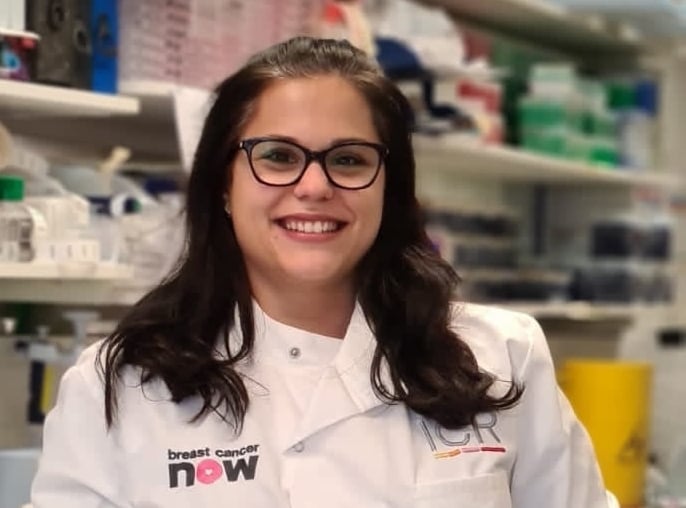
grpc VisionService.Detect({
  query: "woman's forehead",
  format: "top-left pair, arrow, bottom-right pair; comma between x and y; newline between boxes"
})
240,76 -> 379,146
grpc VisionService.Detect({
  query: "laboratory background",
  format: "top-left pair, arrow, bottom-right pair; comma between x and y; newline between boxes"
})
0,0 -> 685,507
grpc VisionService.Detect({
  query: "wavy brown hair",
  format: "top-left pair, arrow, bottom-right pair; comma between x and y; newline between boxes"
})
99,37 -> 522,430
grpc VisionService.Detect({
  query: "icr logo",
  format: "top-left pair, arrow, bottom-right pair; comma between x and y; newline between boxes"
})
420,413 -> 507,459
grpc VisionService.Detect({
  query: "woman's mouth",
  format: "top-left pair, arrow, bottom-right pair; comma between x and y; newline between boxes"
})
277,219 -> 346,234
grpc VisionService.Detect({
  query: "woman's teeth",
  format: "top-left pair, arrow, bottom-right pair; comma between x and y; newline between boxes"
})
283,220 -> 340,233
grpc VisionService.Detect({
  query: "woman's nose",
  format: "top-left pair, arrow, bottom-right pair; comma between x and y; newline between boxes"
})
292,161 -> 335,200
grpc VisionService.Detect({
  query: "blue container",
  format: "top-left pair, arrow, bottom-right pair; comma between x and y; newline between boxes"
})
90,0 -> 118,93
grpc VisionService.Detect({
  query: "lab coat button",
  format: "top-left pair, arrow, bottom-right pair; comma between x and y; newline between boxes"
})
293,441 -> 305,453
289,347 -> 301,359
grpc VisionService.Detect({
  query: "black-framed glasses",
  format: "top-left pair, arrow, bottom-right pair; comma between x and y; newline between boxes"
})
238,137 -> 388,190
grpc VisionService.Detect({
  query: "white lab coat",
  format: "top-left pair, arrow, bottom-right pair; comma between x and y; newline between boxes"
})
31,303 -> 616,508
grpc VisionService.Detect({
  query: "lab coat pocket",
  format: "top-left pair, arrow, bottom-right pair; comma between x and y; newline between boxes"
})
413,471 -> 512,508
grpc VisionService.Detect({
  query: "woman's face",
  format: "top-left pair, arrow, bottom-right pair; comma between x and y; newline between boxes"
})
228,75 -> 385,294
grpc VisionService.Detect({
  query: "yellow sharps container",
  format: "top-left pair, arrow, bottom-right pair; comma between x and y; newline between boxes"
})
560,359 -> 652,507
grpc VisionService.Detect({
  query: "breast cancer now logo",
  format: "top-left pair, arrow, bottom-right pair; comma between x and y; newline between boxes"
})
167,444 -> 260,488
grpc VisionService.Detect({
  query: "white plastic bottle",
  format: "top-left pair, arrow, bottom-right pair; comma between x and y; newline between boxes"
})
667,440 -> 686,500
0,175 -> 33,262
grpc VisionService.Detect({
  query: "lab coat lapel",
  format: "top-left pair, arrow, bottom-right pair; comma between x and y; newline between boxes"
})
287,303 -> 390,448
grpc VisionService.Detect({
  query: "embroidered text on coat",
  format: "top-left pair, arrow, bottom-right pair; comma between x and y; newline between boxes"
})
420,413 -> 507,459
167,444 -> 260,488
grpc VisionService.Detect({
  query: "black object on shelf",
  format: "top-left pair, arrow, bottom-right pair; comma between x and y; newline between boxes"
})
571,266 -> 639,303
642,225 -> 671,260
464,270 -> 571,302
591,221 -> 643,258
453,244 -> 517,269
424,208 -> 518,238
27,0 -> 93,89
658,329 -> 685,348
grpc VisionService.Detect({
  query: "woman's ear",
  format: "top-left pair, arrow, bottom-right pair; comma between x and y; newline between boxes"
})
223,193 -> 232,217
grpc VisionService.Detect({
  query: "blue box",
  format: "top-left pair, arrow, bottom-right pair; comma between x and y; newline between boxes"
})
90,0 -> 118,93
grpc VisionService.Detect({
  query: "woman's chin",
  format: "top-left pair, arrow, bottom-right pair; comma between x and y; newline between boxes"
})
279,260 -> 351,288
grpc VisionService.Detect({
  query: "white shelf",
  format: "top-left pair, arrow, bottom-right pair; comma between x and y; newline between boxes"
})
0,28 -> 39,39
0,80 -> 140,118
1,83 -> 178,164
549,1 -> 686,38
428,0 -> 642,53
497,301 -> 673,321
0,262 -> 133,280
414,135 -> 674,188
0,263 -> 137,305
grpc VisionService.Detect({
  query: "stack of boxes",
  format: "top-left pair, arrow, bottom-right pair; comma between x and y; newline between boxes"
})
0,0 -> 325,93
517,63 -> 659,170
118,0 -> 325,91
424,204 -> 573,303
573,212 -> 673,303
517,64 -> 619,166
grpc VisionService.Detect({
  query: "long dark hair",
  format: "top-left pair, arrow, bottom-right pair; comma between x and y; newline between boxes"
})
100,37 -> 522,430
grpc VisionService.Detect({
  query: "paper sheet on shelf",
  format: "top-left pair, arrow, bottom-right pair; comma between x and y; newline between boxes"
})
171,87 -> 213,172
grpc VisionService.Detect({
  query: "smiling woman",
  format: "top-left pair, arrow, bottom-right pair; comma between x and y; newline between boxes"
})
31,37 -> 616,508
228,75 -> 386,336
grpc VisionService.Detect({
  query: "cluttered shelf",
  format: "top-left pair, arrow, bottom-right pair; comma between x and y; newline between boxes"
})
413,135 -> 673,187
1,77 -> 671,190
0,248 -> 671,318
425,0 -> 642,53
0,262 -> 673,322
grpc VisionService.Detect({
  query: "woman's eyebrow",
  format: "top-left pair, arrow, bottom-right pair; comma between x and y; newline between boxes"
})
253,135 -> 378,148
328,137 -> 376,145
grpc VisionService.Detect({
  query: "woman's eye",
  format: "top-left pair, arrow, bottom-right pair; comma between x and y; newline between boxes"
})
261,150 -> 295,163
332,154 -> 364,166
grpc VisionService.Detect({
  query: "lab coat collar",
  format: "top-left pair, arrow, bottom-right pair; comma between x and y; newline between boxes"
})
235,300 -> 392,447
289,301 -> 392,446
334,301 -> 392,412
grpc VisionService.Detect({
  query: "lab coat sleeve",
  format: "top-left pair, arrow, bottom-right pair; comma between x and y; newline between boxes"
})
31,349 -> 130,508
509,315 -> 612,508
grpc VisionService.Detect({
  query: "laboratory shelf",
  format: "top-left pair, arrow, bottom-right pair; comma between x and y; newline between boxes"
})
0,262 -> 132,280
0,28 -> 39,39
0,263 -> 136,305
0,80 -> 140,117
429,0 -> 642,54
0,260 -> 671,321
0,82 -> 182,165
414,135 -> 673,188
498,301 -> 672,321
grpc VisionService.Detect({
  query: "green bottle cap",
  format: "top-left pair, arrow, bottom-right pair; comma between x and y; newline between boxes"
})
607,83 -> 635,110
0,176 -> 25,201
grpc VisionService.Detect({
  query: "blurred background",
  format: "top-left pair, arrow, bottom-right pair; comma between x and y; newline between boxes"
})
1,0 -> 685,506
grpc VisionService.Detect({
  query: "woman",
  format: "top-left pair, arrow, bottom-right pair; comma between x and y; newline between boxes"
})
32,37 -> 614,507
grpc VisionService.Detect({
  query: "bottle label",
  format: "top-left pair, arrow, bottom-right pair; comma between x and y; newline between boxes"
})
0,215 -> 34,262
